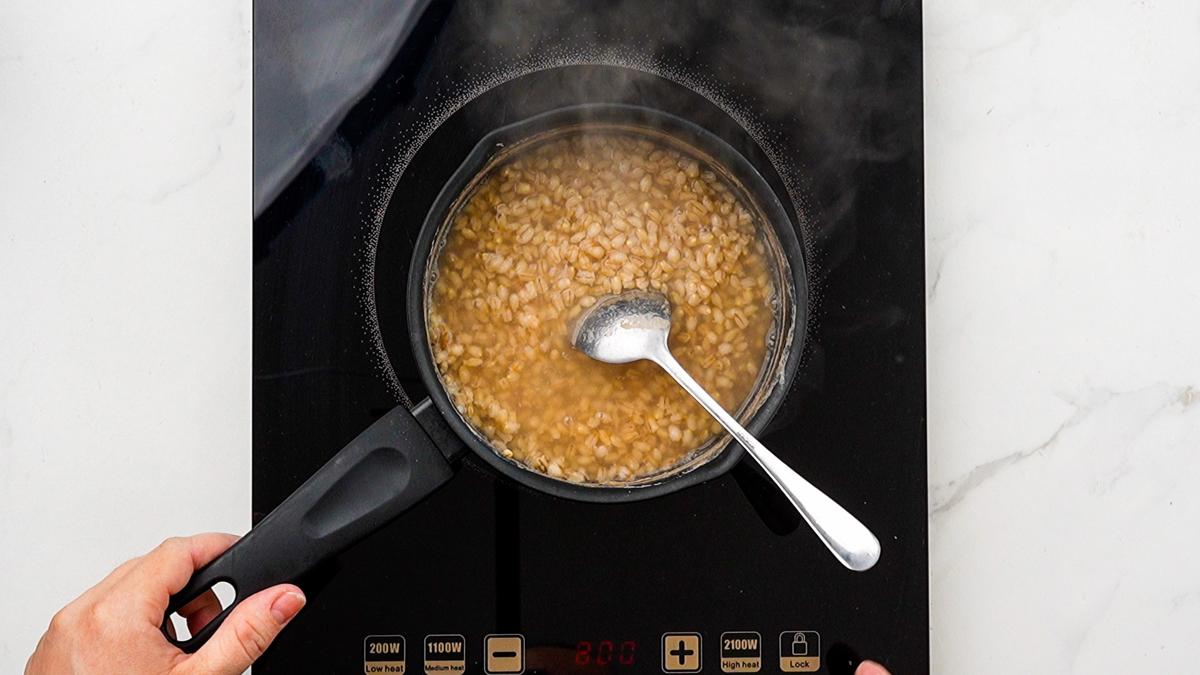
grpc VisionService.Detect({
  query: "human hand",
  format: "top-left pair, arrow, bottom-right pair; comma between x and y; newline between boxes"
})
856,660 -> 891,675
26,533 -> 305,675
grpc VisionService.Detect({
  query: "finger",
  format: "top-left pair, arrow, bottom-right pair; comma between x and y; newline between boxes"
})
856,660 -> 892,675
113,533 -> 239,624
134,533 -> 240,597
183,584 -> 305,675
181,589 -> 224,635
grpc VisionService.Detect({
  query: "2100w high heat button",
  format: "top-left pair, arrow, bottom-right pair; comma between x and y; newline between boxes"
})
720,631 -> 762,673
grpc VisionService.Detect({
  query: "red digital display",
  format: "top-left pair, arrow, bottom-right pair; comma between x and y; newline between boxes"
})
575,640 -> 637,666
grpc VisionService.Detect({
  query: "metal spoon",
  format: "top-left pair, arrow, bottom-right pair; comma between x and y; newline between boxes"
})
571,290 -> 881,571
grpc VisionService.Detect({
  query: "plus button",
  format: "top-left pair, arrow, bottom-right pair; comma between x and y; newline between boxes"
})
670,639 -> 695,665
662,633 -> 701,672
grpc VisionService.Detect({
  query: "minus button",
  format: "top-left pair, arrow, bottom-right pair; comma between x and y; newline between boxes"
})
484,634 -> 525,675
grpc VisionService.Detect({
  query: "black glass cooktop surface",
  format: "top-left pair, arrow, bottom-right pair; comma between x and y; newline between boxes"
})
253,1 -> 926,673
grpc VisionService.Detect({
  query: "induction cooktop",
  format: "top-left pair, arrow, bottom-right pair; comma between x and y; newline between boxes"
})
252,1 -> 927,673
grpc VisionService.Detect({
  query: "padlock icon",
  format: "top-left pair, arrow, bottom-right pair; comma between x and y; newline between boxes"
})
790,633 -> 809,657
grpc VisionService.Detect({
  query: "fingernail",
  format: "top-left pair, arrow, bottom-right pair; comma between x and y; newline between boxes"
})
270,590 -> 306,624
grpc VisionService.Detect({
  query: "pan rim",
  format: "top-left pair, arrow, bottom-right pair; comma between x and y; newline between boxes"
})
403,102 -> 808,503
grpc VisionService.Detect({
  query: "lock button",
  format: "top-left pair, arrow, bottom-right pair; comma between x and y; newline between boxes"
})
778,632 -> 820,673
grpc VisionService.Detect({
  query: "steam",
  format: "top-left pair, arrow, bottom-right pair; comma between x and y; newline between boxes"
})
360,1 -> 918,402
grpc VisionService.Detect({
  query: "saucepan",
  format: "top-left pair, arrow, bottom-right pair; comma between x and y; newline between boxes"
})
163,104 -> 813,651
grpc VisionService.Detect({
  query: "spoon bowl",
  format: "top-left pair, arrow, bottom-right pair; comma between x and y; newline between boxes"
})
571,291 -> 673,365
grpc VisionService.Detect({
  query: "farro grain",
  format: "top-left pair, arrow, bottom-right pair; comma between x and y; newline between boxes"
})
427,130 -> 776,484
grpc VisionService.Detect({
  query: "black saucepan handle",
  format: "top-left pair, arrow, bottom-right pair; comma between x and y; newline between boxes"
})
161,404 -> 455,652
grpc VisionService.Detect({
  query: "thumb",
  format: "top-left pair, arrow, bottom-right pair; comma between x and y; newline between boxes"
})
182,584 -> 306,675
856,661 -> 891,675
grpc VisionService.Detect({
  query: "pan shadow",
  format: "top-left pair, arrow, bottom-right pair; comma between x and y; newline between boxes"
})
730,460 -> 803,536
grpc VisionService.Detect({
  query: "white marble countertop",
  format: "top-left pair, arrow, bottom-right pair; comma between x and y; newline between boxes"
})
1,1 -> 1197,672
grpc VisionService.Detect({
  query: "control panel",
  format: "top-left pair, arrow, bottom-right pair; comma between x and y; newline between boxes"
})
362,630 -> 824,673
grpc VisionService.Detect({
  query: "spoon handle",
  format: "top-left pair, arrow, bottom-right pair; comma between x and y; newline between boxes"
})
652,347 -> 881,572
